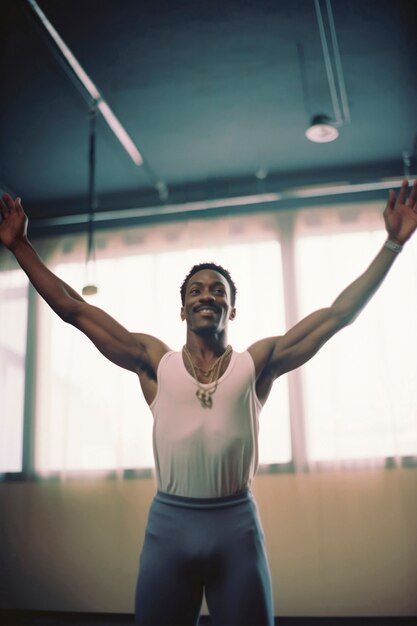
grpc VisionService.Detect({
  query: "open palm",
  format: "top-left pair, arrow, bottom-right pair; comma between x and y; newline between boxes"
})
383,179 -> 417,244
0,193 -> 28,250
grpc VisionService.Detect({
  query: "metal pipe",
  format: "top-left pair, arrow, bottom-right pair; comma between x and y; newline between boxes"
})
314,0 -> 343,124
326,0 -> 351,124
26,0 -> 143,166
25,0 -> 169,204
31,178 -> 408,230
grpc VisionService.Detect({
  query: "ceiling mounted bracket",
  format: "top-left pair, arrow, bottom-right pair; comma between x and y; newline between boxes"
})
25,0 -> 169,201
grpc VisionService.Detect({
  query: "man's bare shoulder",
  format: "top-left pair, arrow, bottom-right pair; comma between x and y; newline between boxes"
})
132,332 -> 172,369
247,336 -> 281,378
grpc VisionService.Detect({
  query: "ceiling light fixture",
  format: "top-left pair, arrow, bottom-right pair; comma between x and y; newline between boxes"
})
305,114 -> 339,143
82,106 -> 99,297
303,1 -> 350,144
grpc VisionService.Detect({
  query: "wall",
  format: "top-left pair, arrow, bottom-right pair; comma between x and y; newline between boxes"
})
1,469 -> 416,617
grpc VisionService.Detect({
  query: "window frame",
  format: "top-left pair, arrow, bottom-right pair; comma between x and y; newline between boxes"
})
2,201 -> 417,481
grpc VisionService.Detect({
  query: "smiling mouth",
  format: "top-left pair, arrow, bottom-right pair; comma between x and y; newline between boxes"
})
194,306 -> 219,314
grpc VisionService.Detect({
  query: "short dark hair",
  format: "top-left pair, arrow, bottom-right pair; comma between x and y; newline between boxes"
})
180,263 -> 237,306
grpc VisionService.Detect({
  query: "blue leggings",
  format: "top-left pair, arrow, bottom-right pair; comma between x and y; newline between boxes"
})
134,489 -> 274,626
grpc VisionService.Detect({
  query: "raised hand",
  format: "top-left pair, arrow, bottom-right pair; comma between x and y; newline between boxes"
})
383,179 -> 417,244
0,193 -> 28,251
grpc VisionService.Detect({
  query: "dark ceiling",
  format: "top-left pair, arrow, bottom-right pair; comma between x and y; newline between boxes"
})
1,0 -> 416,234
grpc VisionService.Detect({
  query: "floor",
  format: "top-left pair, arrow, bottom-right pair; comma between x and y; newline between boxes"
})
0,612 -> 416,626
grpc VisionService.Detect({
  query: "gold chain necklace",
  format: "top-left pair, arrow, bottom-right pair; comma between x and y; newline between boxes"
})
194,351 -> 227,378
183,345 -> 232,408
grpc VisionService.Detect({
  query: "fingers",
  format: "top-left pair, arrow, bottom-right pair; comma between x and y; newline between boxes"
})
389,180 -> 417,211
2,193 -> 15,214
0,195 -> 9,220
0,193 -> 23,219
386,189 -> 396,210
396,179 -> 409,205
407,180 -> 417,209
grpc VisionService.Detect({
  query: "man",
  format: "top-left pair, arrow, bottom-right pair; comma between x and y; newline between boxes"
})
1,180 -> 416,625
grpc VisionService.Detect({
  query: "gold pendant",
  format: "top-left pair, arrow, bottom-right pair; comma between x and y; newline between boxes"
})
196,388 -> 213,408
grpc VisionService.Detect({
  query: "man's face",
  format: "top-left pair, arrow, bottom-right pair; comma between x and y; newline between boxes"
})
180,269 -> 236,334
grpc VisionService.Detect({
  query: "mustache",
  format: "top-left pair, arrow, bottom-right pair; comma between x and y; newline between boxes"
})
193,303 -> 220,313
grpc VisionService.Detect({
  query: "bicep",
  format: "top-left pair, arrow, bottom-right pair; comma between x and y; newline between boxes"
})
66,301 -> 164,373
273,308 -> 347,375
252,307 -> 346,379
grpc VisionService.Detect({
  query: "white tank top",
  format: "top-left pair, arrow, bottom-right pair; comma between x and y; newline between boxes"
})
150,349 -> 262,498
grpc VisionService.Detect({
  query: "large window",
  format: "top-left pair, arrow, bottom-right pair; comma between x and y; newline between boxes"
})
34,214 -> 292,475
1,201 -> 417,477
0,266 -> 28,472
295,205 -> 417,466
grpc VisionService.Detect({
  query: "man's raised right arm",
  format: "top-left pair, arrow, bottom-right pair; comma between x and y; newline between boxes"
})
0,193 -> 168,374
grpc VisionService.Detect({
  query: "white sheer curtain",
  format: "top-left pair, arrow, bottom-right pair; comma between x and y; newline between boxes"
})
34,213 -> 292,476
2,198 -> 417,477
294,202 -> 417,468
0,250 -> 28,472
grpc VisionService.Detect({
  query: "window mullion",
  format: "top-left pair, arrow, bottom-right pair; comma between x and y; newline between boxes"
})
277,212 -> 309,472
22,284 -> 38,479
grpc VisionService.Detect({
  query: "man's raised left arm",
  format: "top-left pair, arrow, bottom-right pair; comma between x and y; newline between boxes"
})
249,179 -> 417,387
